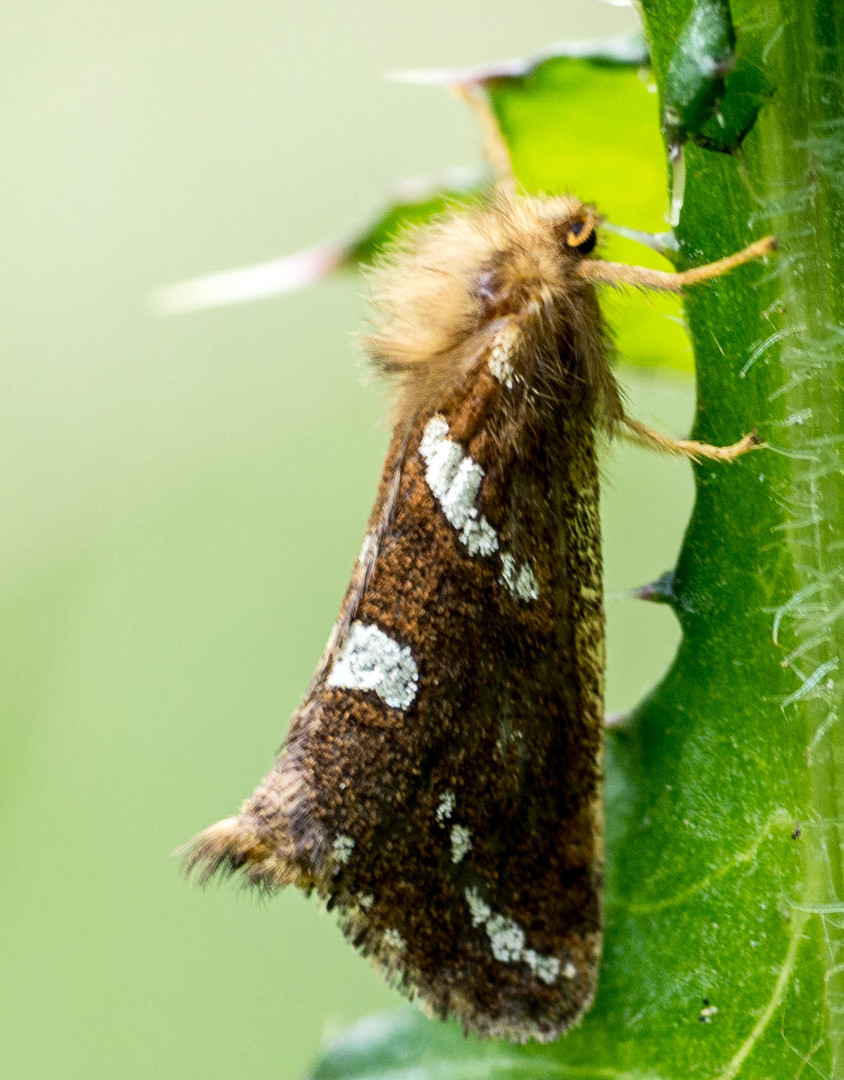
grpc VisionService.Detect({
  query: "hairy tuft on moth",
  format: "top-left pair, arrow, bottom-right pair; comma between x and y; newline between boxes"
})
182,87 -> 775,1043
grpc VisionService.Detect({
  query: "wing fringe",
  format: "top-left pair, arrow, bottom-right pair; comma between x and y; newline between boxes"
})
178,815 -> 300,892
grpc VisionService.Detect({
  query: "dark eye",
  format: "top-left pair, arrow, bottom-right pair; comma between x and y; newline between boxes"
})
565,218 -> 597,255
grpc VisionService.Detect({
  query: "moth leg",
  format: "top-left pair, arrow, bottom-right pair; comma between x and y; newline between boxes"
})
620,414 -> 760,462
453,83 -> 517,198
577,234 -> 776,292
589,234 -> 774,460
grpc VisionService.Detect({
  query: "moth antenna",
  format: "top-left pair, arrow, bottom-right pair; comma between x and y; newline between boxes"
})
180,815 -> 298,890
600,220 -> 678,257
453,83 -> 516,198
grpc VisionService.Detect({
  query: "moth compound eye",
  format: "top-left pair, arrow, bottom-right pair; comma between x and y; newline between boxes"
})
565,218 -> 597,255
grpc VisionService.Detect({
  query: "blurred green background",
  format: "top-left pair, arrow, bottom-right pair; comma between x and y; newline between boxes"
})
1,2 -> 704,1078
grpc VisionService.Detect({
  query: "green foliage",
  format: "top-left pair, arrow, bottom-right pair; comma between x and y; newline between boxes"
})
344,44 -> 691,373
301,2 -> 844,1078
661,0 -> 771,159
662,0 -> 736,153
486,49 -> 692,373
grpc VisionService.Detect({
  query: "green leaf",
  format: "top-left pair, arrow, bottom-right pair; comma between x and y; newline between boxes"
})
662,0 -> 737,153
150,169 -> 480,314
483,50 -> 693,373
303,3 -> 844,1077
155,42 -> 696,374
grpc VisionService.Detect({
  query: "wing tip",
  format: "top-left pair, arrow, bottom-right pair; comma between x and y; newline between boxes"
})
178,815 -> 298,891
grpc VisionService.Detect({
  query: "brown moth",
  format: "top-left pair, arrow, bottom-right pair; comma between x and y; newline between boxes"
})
183,152 -> 774,1040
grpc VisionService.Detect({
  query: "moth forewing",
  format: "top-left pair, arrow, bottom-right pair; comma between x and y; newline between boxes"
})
184,190 -> 773,1043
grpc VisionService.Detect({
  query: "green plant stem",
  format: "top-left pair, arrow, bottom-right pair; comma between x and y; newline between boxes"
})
643,0 -> 844,1072
758,2 -> 844,1067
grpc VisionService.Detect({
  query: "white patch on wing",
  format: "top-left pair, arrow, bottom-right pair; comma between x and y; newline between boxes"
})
357,531 -> 375,567
419,416 -> 498,557
383,928 -> 406,950
524,950 -> 563,985
500,551 -> 540,602
441,457 -> 484,524
463,887 -> 561,985
435,790 -> 455,822
450,824 -> 472,863
486,914 -> 525,962
488,325 -> 519,388
418,419 -> 539,596
465,886 -> 492,927
332,834 -> 354,865
462,516 -> 499,557
327,621 -> 418,709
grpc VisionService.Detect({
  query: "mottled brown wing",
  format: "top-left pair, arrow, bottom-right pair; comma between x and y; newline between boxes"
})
189,335 -> 604,1043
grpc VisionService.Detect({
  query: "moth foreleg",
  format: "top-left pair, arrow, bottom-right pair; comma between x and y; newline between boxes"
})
577,235 -> 777,292
619,414 -> 760,462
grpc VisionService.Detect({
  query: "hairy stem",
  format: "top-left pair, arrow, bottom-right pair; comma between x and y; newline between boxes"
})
642,0 -> 844,1073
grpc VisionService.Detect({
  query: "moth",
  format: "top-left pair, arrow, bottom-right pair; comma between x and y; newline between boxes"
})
184,118 -> 774,1042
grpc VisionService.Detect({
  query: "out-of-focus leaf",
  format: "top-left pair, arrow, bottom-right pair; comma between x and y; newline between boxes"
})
150,169 -> 479,314
387,33 -> 647,86
342,170 -> 479,265
154,38 -> 694,373
150,238 -> 348,315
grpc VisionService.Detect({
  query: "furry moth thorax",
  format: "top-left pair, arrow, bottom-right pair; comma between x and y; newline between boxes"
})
364,194 -> 624,436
